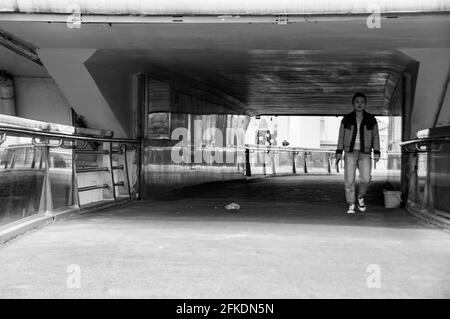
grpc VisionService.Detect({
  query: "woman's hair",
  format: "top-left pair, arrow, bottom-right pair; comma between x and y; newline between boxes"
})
352,92 -> 367,104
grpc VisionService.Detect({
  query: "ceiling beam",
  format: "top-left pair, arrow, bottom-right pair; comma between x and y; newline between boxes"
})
0,27 -> 42,66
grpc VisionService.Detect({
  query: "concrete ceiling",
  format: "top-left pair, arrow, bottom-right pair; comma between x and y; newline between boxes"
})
0,14 -> 447,115
0,44 -> 48,77
87,48 -> 415,115
0,14 -> 448,51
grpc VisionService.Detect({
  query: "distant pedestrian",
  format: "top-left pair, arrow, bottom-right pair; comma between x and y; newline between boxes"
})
335,92 -> 380,214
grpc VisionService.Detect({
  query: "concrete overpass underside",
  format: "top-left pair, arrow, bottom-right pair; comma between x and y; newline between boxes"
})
0,13 -> 448,126
0,8 -> 449,205
0,2 -> 449,299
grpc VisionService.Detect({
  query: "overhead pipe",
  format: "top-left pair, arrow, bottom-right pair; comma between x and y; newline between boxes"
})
0,28 -> 42,66
1,0 -> 450,16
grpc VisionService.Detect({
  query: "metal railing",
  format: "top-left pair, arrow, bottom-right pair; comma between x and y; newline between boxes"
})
144,141 -> 390,182
143,143 -> 339,178
0,116 -> 138,227
243,144 -> 337,176
400,130 -> 450,224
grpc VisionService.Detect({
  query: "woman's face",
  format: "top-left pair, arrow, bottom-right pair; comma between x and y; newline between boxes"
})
353,96 -> 366,112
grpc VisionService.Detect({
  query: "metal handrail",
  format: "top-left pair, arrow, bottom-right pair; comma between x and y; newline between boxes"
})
399,136 -> 450,147
75,149 -> 110,155
76,167 -> 110,173
1,123 -> 137,207
78,184 -> 110,192
399,136 -> 449,153
0,132 -> 6,145
0,126 -> 138,144
145,143 -> 338,176
31,137 -> 63,148
145,144 -> 336,154
401,132 -> 450,219
244,144 -> 336,154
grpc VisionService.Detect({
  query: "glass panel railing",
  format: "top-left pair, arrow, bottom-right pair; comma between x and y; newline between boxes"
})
246,145 -> 336,177
111,143 -> 135,199
143,144 -> 245,196
49,145 -> 75,210
75,141 -> 115,205
0,134 -> 44,226
125,145 -> 138,196
400,128 -> 450,221
247,148 -> 272,175
416,152 -> 429,209
430,142 -> 450,213
275,150 -> 295,174
1,115 -> 139,227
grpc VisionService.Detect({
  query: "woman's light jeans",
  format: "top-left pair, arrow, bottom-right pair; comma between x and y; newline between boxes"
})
344,151 -> 372,204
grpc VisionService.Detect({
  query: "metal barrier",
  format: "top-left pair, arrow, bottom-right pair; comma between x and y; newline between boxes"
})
144,143 -> 338,180
0,116 -> 138,227
243,144 -> 338,177
141,143 -> 340,196
400,128 -> 450,225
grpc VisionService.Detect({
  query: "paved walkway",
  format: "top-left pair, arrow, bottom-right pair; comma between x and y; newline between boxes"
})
0,175 -> 449,298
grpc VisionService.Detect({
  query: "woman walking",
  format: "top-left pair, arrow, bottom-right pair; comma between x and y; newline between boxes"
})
335,92 -> 381,214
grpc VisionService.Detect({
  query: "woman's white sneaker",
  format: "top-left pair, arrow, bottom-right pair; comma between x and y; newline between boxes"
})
347,204 -> 356,214
358,198 -> 366,212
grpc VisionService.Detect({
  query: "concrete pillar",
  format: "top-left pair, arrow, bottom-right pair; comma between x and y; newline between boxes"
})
38,49 -> 128,137
398,48 -> 450,137
0,72 -> 16,116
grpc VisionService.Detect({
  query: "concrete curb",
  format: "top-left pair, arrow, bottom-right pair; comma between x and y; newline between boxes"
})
80,198 -> 131,215
0,208 -> 79,244
244,173 -> 340,180
0,199 -> 132,245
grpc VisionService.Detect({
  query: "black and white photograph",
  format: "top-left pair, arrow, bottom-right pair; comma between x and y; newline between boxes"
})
0,0 -> 449,307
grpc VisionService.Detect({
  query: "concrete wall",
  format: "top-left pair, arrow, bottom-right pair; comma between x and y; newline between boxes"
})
143,78 -> 249,197
435,75 -> 450,128
14,76 -> 72,125
399,48 -> 450,137
38,49 -> 129,138
85,62 -> 134,136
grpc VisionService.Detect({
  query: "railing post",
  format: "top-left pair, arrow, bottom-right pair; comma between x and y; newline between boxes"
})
304,152 -> 308,173
326,152 -> 331,174
245,147 -> 251,177
123,144 -> 132,198
416,152 -> 421,205
136,139 -> 143,200
71,141 -> 80,208
271,150 -> 276,175
108,142 -> 117,200
335,154 -> 340,173
38,139 -> 53,215
0,132 -> 6,145
412,152 -> 419,203
424,147 -> 434,211
262,150 -> 266,175
292,151 -> 296,174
